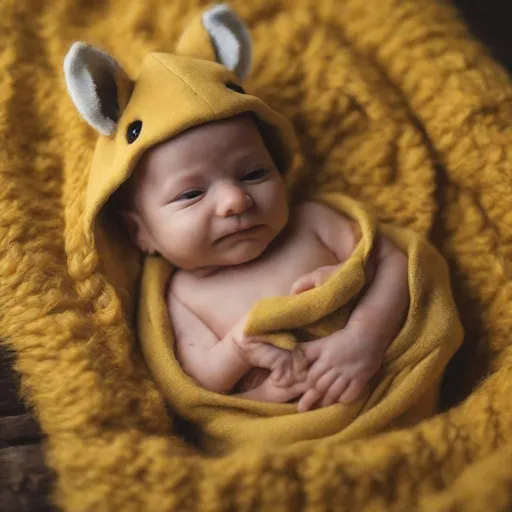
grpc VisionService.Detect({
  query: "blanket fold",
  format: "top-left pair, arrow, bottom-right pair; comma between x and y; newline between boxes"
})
1,0 -> 512,510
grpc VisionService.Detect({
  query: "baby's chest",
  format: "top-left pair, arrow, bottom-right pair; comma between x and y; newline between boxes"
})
178,228 -> 339,338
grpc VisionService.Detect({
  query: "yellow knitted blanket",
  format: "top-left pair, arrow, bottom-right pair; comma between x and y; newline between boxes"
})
1,0 -> 512,511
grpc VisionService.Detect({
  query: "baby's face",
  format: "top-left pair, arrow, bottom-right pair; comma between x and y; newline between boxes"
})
126,114 -> 289,271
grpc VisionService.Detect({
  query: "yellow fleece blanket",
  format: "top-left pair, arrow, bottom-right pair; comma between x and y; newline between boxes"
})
1,0 -> 512,511
140,192 -> 462,453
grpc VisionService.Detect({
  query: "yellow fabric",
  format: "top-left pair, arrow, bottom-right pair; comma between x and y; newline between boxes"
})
1,0 -> 512,511
85,53 -> 297,235
140,192 -> 463,453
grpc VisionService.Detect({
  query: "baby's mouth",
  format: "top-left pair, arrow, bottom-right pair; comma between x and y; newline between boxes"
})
215,224 -> 264,243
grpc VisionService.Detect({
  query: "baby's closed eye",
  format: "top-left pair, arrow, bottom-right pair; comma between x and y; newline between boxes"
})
178,189 -> 203,201
241,168 -> 269,181
173,168 -> 269,202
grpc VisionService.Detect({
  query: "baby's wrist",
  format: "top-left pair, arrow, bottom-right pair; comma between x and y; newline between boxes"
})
229,332 -> 250,360
346,314 -> 387,342
218,329 -> 253,370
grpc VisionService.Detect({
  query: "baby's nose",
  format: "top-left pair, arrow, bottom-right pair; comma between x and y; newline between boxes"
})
216,183 -> 253,217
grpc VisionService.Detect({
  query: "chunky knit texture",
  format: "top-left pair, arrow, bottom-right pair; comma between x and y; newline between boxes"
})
1,0 -> 512,510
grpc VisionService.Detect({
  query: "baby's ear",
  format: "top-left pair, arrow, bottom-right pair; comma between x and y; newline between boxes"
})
117,210 -> 153,254
176,4 -> 252,82
63,42 -> 134,136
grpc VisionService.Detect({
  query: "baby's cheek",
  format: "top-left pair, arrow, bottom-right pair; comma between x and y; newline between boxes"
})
270,185 -> 289,228
260,181 -> 286,213
165,219 -> 206,258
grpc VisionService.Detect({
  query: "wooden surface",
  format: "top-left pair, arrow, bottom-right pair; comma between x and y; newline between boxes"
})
0,347 -> 55,511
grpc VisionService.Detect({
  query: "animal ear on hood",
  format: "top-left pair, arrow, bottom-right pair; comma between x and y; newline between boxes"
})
176,3 -> 252,82
63,42 -> 134,136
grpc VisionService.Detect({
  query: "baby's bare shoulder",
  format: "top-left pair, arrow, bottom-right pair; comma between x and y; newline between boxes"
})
294,200 -> 360,261
166,272 -> 196,317
167,270 -> 187,299
166,272 -> 219,342
294,200 -> 354,231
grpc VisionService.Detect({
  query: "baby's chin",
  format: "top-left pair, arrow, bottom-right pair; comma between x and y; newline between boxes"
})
173,234 -> 276,273
168,244 -> 266,274
218,239 -> 270,267
228,247 -> 267,266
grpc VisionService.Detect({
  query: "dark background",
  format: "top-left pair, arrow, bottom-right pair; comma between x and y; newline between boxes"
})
453,0 -> 512,71
1,1 -> 511,510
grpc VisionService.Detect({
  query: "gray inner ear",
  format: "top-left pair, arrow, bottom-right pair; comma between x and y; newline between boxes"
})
63,42 -> 124,136
88,57 -> 120,123
202,4 -> 252,81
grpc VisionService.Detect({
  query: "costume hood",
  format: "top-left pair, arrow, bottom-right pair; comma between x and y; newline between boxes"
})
63,4 -> 297,238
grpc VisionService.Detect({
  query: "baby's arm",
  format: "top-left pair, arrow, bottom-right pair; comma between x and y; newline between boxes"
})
170,293 -> 250,393
170,293 -> 304,394
289,202 -> 409,411
288,202 -> 363,295
306,200 -> 409,336
345,234 -> 409,340
298,233 -> 409,411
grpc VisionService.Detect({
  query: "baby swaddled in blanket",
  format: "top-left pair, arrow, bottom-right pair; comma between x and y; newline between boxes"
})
63,4 -> 463,451
110,112 -> 409,413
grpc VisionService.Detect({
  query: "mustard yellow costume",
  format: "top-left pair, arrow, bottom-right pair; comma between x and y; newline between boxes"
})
1,1 -> 511,510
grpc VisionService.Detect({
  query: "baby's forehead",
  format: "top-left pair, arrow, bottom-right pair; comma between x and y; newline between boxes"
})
138,115 -> 263,178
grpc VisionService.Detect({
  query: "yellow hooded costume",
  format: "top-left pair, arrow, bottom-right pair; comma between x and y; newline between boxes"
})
63,4 -> 462,454
3,1 -> 512,510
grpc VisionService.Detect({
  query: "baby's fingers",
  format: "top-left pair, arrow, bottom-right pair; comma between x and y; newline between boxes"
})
290,275 -> 316,295
338,378 -> 367,404
238,378 -> 307,403
270,359 -> 285,383
297,388 -> 322,413
271,361 -> 294,387
292,347 -> 308,380
320,375 -> 349,407
305,357 -> 331,387
314,368 -> 340,394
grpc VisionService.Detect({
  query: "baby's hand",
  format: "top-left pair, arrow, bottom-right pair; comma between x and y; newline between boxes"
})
238,339 -> 307,387
297,325 -> 384,412
289,265 -> 340,295
235,373 -> 309,404
231,314 -> 307,387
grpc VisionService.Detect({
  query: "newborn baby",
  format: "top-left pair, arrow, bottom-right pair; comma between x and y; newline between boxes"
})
117,113 -> 409,412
